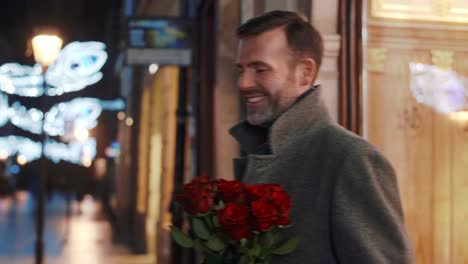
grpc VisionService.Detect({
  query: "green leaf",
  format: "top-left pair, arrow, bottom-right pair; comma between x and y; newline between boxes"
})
194,239 -> 209,252
205,234 -> 226,252
170,226 -> 193,248
216,199 -> 225,209
249,244 -> 261,257
240,238 -> 248,247
239,246 -> 250,255
212,215 -> 220,227
225,250 -> 241,264
192,217 -> 211,240
272,236 -> 299,255
263,255 -> 272,263
238,255 -> 250,264
262,231 -> 280,248
203,253 -> 223,264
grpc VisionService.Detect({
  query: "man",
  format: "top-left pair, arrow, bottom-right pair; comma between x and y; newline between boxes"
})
230,10 -> 413,263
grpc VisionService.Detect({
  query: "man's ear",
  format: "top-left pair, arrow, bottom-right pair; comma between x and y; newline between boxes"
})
298,58 -> 317,87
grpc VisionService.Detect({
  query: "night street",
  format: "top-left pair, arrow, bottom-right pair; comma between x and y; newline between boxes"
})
0,192 -> 152,264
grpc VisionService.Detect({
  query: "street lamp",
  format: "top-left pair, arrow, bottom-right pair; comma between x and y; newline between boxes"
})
31,33 -> 62,264
32,35 -> 63,68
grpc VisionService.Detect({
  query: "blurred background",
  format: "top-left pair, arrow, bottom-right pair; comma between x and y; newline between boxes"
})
0,0 -> 467,263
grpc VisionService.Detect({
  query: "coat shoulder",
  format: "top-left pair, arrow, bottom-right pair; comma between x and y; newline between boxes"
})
306,124 -> 387,162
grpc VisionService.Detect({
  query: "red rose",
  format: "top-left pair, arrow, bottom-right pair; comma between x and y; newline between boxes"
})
216,179 -> 248,204
175,176 -> 215,215
251,201 -> 278,231
247,185 -> 271,201
264,184 -> 283,193
271,190 -> 291,213
271,188 -> 291,226
217,203 -> 251,240
248,184 -> 284,202
276,214 -> 291,226
192,175 -> 210,184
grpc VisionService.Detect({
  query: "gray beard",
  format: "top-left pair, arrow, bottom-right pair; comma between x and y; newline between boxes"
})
246,104 -> 281,127
246,96 -> 298,127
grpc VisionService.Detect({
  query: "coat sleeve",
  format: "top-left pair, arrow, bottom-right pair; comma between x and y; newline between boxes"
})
331,147 -> 413,263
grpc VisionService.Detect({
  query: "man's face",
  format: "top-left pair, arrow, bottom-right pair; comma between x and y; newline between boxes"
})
236,27 -> 302,126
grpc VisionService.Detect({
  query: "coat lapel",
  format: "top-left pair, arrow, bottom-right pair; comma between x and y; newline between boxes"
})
230,86 -> 333,182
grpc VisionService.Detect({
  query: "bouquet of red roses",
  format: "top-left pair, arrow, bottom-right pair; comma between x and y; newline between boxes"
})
171,176 -> 298,264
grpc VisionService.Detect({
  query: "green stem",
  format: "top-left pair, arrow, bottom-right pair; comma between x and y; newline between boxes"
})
203,214 -> 215,231
251,234 -> 259,264
253,234 -> 258,245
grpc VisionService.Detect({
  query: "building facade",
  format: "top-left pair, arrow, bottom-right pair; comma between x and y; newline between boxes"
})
112,1 -> 468,263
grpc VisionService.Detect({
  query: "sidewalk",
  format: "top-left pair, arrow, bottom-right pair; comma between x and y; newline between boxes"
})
0,192 -> 154,264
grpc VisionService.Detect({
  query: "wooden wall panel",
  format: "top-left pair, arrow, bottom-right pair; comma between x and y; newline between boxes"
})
451,120 -> 468,264
370,0 -> 468,23
364,19 -> 468,264
367,48 -> 434,263
432,113 -> 452,264
451,53 -> 468,264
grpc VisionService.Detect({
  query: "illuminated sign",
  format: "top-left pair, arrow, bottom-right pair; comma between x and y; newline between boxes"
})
126,18 -> 192,65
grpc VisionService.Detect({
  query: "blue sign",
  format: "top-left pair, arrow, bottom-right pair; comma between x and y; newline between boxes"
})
128,18 -> 191,49
126,18 -> 192,65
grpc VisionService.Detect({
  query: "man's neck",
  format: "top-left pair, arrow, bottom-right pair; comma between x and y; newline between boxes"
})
258,85 -> 318,129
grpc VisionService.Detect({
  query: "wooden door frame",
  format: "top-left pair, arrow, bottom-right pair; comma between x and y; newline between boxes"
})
338,0 -> 363,135
195,0 -> 216,178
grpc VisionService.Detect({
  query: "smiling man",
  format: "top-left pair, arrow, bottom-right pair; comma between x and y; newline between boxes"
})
230,11 -> 413,263
236,14 -> 319,127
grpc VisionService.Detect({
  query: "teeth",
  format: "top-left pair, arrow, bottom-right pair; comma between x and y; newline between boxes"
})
247,97 -> 263,103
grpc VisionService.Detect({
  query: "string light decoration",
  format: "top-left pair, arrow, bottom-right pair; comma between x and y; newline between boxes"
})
0,41 -> 124,166
0,93 -> 9,126
0,136 -> 42,163
0,42 -> 107,97
0,63 -> 44,97
44,137 -> 97,165
0,136 -> 96,165
9,102 -> 44,134
0,97 -> 124,135
45,41 -> 108,96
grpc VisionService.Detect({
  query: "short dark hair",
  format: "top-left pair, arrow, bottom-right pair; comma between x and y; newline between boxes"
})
237,10 -> 324,69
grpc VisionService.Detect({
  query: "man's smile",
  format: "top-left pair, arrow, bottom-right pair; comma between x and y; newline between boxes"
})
245,95 -> 266,106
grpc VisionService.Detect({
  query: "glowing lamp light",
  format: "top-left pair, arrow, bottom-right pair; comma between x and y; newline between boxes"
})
32,35 -> 63,67
17,155 -> 27,165
125,117 -> 134,126
449,110 -> 468,122
148,64 -> 159,74
117,111 -> 125,121
74,126 -> 89,142
82,157 -> 92,167
0,150 -> 8,160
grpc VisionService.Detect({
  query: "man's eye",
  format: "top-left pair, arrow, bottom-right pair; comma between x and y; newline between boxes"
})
255,68 -> 268,73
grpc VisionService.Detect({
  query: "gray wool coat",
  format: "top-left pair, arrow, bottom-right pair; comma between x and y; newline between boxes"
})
230,87 -> 413,263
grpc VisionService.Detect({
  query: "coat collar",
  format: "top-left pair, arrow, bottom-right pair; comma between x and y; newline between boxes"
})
230,85 -> 333,154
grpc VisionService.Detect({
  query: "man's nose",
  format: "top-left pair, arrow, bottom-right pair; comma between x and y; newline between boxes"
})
238,71 -> 255,91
